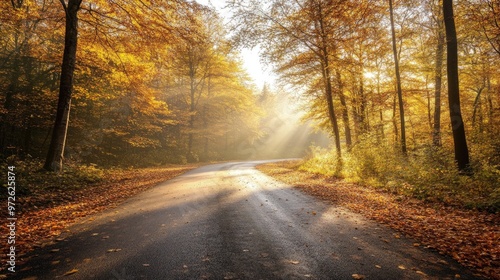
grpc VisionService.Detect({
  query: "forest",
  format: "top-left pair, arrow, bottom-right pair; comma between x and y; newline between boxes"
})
1,0 -> 499,279
0,0 -> 285,168
0,1 -> 499,202
228,0 -> 500,211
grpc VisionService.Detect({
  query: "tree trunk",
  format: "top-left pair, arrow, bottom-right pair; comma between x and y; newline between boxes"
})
187,96 -> 195,162
389,0 -> 407,154
443,0 -> 471,172
359,75 -> 367,132
376,74 -> 385,140
187,51 -> 197,162
472,88 -> 484,129
335,70 -> 352,148
486,75 -> 493,133
433,8 -> 445,147
392,88 -> 399,143
325,68 -> 341,157
317,2 -> 341,157
44,0 -> 82,172
203,104 -> 209,160
427,88 -> 432,131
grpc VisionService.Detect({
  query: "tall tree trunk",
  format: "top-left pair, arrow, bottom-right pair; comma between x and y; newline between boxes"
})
389,0 -> 407,154
427,88 -> 432,131
203,104 -> 209,160
335,70 -> 352,148
486,75 -> 493,133
359,75 -> 367,132
187,51 -> 196,162
203,75 -> 212,161
317,3 -> 341,157
44,0 -> 82,172
376,74 -> 385,140
433,8 -> 445,147
323,63 -> 341,157
443,0 -> 471,172
392,88 -> 399,143
187,90 -> 195,162
472,88 -> 484,129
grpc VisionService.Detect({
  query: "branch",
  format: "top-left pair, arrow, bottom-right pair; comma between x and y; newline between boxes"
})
59,0 -> 67,11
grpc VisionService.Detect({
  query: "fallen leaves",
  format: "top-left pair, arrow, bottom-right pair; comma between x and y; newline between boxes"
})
106,248 -> 122,253
63,269 -> 78,276
416,270 -> 427,276
257,161 -> 500,280
8,164 -> 199,271
352,273 -> 365,279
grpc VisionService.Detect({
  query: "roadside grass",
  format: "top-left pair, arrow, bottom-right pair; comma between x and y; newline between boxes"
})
257,160 -> 500,280
299,139 -> 500,212
1,158 -> 200,264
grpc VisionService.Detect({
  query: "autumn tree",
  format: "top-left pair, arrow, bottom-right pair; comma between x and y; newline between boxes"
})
460,0 -> 500,137
443,0 -> 470,172
169,5 -> 220,162
432,0 -> 445,147
41,0 -> 189,168
3,0 -> 498,176
229,0 -> 377,157
167,5 -> 260,162
44,0 -> 82,172
0,0 -> 62,158
463,0 -> 500,57
389,0 -> 407,154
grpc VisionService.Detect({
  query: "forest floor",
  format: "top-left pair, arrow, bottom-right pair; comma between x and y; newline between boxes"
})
5,163 -> 201,270
257,160 -> 499,280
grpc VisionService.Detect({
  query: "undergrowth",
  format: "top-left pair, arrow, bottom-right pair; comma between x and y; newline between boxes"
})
1,156 -> 105,196
300,135 -> 500,212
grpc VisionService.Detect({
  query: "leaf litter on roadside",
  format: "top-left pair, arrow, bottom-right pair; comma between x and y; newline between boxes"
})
257,161 -> 500,280
6,165 -> 199,272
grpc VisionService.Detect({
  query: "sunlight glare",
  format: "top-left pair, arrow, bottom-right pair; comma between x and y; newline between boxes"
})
241,48 -> 276,89
363,71 -> 376,79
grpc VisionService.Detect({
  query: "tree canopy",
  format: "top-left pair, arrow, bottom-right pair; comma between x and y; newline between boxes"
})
1,0 -> 499,175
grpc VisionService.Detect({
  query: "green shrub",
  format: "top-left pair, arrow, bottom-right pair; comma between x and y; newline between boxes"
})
1,156 -> 105,195
300,146 -> 341,177
300,134 -> 499,212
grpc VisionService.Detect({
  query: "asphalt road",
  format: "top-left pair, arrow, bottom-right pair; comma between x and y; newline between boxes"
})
12,161 -> 481,279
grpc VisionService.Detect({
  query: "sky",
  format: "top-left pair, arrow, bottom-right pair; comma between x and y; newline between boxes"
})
195,0 -> 275,91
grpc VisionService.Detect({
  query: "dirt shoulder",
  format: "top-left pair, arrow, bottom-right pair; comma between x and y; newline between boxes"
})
256,160 -> 499,280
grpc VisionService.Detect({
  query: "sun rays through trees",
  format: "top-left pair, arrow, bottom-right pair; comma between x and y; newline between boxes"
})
0,0 -> 498,204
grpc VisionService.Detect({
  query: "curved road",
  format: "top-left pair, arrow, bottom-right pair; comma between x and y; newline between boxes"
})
14,161 -> 480,279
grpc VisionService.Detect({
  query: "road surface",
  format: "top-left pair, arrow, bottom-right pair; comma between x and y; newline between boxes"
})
13,161 -> 480,279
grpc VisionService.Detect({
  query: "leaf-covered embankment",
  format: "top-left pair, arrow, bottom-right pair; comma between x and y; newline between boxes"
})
257,160 -> 500,280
